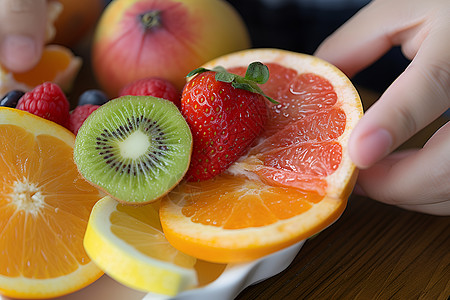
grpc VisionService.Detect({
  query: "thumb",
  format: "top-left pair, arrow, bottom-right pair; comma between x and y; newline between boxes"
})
0,0 -> 47,72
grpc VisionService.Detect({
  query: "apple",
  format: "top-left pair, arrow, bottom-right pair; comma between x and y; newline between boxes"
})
92,0 -> 251,97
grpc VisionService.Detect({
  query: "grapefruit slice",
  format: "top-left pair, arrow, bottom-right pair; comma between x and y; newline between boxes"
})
159,48 -> 363,263
0,107 -> 103,298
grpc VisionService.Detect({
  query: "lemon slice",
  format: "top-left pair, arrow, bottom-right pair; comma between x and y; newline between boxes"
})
83,196 -> 198,296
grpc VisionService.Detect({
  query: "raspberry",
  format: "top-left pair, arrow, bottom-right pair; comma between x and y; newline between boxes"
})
69,104 -> 100,135
16,82 -> 70,128
119,77 -> 181,107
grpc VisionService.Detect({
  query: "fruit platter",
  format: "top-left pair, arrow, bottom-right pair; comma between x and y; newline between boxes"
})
0,0 -> 363,299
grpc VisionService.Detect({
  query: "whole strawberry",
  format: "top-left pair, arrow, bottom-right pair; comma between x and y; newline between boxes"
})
119,77 -> 181,107
181,62 -> 275,181
16,82 -> 70,128
69,104 -> 100,135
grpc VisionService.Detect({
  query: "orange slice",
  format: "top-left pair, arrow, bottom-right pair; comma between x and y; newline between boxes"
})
159,48 -> 363,263
0,44 -> 82,97
0,107 -> 104,298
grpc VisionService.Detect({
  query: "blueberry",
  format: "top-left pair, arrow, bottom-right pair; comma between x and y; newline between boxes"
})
0,90 -> 25,108
78,89 -> 109,106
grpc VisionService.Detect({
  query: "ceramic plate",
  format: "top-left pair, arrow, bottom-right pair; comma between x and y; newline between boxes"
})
0,241 -> 304,300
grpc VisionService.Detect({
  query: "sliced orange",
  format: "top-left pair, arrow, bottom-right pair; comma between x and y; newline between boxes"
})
0,44 -> 82,97
159,48 -> 363,263
0,107 -> 104,299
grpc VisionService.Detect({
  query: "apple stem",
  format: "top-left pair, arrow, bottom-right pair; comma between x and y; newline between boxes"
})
140,11 -> 161,30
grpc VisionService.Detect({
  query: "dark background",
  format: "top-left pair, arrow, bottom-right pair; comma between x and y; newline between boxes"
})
225,0 -> 410,95
98,0 -> 412,98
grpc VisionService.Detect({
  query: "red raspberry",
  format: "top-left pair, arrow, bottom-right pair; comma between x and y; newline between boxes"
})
16,82 -> 70,128
69,104 -> 100,135
119,77 -> 181,107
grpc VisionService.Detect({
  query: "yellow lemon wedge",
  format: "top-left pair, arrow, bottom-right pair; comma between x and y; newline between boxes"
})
83,196 -> 198,296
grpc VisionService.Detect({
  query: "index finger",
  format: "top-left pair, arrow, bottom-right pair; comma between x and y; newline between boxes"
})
314,0 -> 431,77
349,17 -> 450,168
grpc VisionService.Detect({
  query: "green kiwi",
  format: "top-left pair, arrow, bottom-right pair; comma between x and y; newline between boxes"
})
73,96 -> 192,204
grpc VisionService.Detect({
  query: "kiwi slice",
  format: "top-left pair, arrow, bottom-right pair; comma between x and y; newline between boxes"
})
73,96 -> 192,204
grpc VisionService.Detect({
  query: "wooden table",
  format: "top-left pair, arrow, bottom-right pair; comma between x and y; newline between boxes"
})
235,88 -> 450,300
70,47 -> 449,300
236,194 -> 449,299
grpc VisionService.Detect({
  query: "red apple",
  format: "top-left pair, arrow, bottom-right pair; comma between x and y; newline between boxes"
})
92,0 -> 251,97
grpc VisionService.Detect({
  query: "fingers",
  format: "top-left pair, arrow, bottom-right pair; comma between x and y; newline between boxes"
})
0,0 -> 47,72
315,0 -> 450,168
355,122 -> 450,215
314,0 -> 431,76
348,15 -> 450,168
314,0 -> 392,77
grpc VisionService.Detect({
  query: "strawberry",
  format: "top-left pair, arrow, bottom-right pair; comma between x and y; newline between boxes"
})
69,104 -> 100,135
181,62 -> 276,181
16,82 -> 70,128
119,77 -> 181,107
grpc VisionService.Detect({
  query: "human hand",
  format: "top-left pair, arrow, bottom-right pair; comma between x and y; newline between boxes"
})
0,0 -> 60,73
314,0 -> 450,215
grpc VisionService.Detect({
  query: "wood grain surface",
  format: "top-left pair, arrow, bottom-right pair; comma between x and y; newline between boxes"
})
235,194 -> 449,299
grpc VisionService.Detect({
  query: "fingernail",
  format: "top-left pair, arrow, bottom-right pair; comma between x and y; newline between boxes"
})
1,35 -> 38,72
352,128 -> 392,168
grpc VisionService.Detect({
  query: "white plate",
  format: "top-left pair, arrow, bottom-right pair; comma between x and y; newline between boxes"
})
0,241 -> 304,300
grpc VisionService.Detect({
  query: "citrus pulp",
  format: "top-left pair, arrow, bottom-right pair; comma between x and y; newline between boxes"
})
0,107 -> 103,298
0,45 -> 82,97
83,196 -> 197,296
159,48 -> 363,263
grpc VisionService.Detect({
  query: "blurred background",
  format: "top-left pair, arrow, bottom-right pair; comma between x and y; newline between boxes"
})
225,0 -> 410,95
98,0 -> 410,95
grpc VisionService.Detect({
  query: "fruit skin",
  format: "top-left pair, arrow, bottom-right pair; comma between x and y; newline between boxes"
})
0,90 -> 24,108
78,89 -> 109,106
74,96 -> 193,205
69,104 -> 100,135
83,196 -> 197,296
119,77 -> 181,107
159,48 -> 364,264
0,106 -> 104,299
181,70 -> 268,181
92,0 -> 251,97
16,82 -> 70,128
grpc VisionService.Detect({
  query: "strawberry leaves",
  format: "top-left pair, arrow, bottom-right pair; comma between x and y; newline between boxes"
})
187,62 -> 277,104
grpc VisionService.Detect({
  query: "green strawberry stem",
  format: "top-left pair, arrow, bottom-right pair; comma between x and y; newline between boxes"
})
186,62 -> 278,104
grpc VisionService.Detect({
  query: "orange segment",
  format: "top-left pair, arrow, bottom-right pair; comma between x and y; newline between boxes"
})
161,176 -> 344,263
178,176 -> 323,228
0,107 -> 103,299
160,49 -> 363,263
12,47 -> 71,87
0,44 -> 82,97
